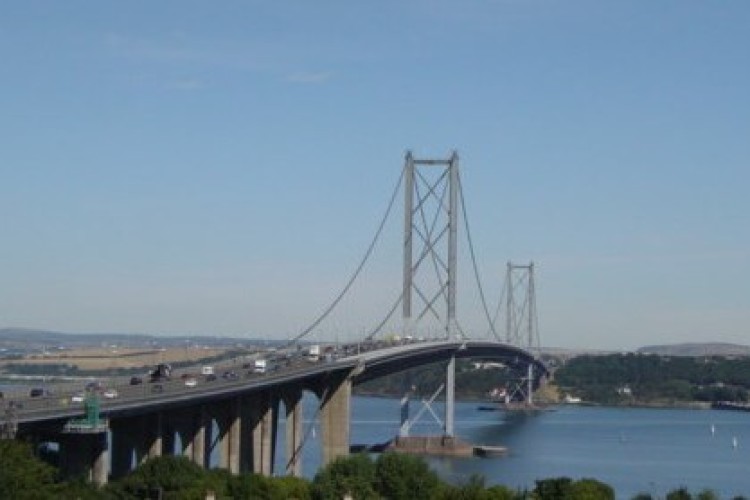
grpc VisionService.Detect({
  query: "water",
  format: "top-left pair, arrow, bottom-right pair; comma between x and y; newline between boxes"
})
285,396 -> 750,499
7,382 -> 749,497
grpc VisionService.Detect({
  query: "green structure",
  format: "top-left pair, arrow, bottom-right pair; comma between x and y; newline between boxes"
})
64,394 -> 107,433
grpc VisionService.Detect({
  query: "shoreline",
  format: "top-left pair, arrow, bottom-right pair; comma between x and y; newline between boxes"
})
353,390 -> 714,410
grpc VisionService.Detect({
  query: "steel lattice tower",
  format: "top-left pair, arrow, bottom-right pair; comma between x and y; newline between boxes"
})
401,151 -> 460,437
504,262 -> 540,353
402,151 -> 460,340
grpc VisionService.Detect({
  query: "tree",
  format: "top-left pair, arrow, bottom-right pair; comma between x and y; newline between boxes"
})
312,454 -> 378,500
273,476 -> 312,500
108,455 -> 218,500
435,475 -> 521,500
485,485 -> 521,500
532,477 -> 573,499
374,452 -> 440,500
226,473 -> 311,500
569,478 -> 614,500
666,487 -> 693,500
54,478 -> 107,500
227,473 -> 275,499
696,490 -> 719,500
0,440 -> 59,500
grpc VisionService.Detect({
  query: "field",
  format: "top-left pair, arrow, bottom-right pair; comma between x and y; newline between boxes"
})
0,346 -> 231,371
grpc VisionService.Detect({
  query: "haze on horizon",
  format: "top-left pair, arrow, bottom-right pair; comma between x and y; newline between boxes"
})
1,2 -> 748,351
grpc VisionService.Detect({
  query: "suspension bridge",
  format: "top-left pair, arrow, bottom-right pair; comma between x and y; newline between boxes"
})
2,152 -> 548,484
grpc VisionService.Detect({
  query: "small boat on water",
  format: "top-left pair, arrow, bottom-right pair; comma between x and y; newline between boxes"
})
477,405 -> 502,412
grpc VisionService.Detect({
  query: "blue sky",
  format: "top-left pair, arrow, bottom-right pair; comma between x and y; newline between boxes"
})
1,1 -> 748,350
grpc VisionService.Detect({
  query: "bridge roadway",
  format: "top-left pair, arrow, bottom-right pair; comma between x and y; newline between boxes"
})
4,339 -> 546,484
9,339 -> 545,427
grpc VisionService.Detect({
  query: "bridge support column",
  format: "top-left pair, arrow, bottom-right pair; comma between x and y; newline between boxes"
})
283,388 -> 304,476
110,420 -> 135,479
163,423 -> 176,456
147,411 -> 163,460
445,355 -> 455,437
527,363 -> 534,406
399,391 -> 410,437
177,406 -> 208,467
92,433 -> 109,485
133,412 -> 163,465
320,377 -> 351,467
218,396 -> 242,473
193,406 -> 208,468
59,432 -> 109,485
249,392 -> 278,476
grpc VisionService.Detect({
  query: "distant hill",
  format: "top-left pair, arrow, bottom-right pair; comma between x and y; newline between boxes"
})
0,327 -> 273,349
637,342 -> 750,357
0,327 -> 153,344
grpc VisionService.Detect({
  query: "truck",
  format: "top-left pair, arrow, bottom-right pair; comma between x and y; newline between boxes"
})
201,366 -> 214,376
253,359 -> 267,374
307,344 -> 321,362
150,363 -> 172,382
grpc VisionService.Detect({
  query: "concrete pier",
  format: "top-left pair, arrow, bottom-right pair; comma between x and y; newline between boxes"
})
283,388 -> 304,476
320,377 -> 352,467
250,391 -> 277,475
59,431 -> 109,485
388,435 -> 475,457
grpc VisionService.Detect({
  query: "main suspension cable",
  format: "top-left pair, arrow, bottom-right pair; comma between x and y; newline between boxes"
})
488,280 -> 507,340
281,166 -> 405,349
457,170 -> 501,341
364,292 -> 403,342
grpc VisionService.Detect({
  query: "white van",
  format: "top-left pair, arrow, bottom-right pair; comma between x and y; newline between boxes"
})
201,366 -> 214,376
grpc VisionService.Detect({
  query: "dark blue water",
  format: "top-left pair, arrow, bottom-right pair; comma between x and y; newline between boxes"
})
285,396 -> 750,499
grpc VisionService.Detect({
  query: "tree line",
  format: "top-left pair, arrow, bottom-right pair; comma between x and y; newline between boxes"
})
554,353 -> 750,405
1,439 -> 740,500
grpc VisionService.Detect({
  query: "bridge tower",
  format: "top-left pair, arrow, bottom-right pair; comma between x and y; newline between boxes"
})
504,262 -> 540,353
402,151 -> 460,437
504,262 -> 541,405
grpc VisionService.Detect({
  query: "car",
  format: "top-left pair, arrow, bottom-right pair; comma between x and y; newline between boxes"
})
205,374 -> 217,382
71,392 -> 85,403
29,388 -> 46,398
184,377 -> 197,387
85,381 -> 102,392
129,376 -> 143,385
102,388 -> 118,399
222,371 -> 238,380
151,384 -> 164,393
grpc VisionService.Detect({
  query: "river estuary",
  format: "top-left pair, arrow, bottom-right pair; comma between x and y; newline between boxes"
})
5,384 -> 749,498
286,395 -> 750,499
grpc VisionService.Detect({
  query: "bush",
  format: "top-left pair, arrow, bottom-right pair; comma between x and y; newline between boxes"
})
312,454 -> 377,500
0,440 -> 59,499
532,477 -> 573,499
374,452 -> 440,500
530,477 -> 613,500
108,455 -> 218,500
569,478 -> 614,500
666,487 -> 693,500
